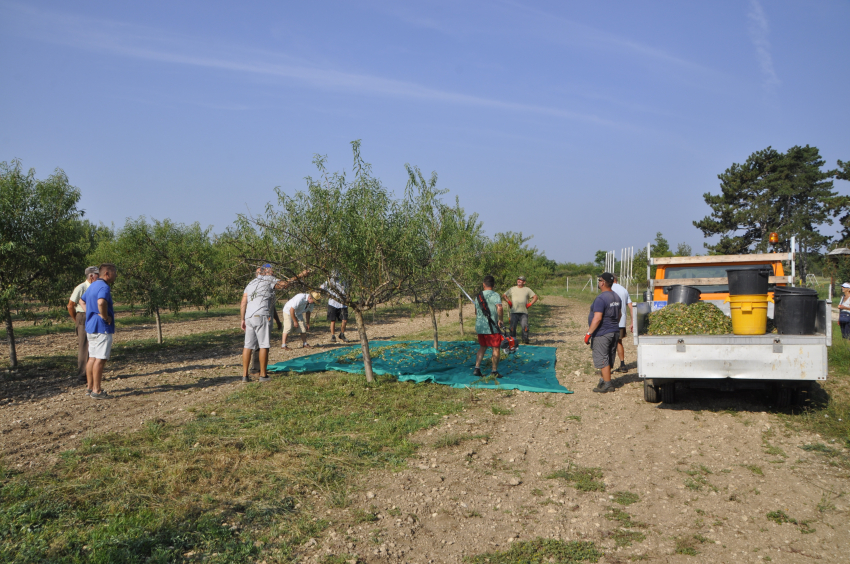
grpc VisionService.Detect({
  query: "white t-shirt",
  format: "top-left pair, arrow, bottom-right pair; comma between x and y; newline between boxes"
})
321,278 -> 346,309
283,293 -> 312,319
244,276 -> 279,318
611,283 -> 632,328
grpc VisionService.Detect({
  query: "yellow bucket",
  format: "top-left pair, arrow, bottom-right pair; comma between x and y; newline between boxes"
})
724,294 -> 771,335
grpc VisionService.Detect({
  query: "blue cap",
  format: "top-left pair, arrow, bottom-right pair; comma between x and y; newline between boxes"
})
262,263 -> 272,268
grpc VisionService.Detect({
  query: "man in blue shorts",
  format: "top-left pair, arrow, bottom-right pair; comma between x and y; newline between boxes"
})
79,263 -> 118,399
584,272 -> 622,393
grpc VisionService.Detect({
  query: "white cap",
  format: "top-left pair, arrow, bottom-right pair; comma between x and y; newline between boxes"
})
842,282 -> 850,289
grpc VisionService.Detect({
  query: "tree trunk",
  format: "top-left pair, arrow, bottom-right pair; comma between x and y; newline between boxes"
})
154,307 -> 163,344
4,309 -> 18,369
458,295 -> 464,336
353,308 -> 374,382
428,304 -> 439,351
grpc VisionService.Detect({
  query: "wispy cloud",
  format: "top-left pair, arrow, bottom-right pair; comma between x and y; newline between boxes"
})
498,0 -> 724,79
2,2 -> 625,128
747,0 -> 780,93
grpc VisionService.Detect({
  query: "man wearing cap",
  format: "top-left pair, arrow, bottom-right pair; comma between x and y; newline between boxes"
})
240,264 -> 292,382
67,266 -> 99,383
282,291 -> 322,349
584,272 -> 622,393
502,276 -> 538,344
838,282 -> 850,339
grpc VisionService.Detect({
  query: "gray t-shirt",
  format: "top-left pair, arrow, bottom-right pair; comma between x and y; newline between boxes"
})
244,275 -> 279,318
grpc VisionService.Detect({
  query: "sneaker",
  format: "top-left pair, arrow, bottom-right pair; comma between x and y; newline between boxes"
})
490,371 -> 502,379
338,333 -> 347,342
615,362 -> 628,373
330,335 -> 337,343
593,382 -> 615,393
301,342 -> 311,348
473,367 -> 483,377
281,344 -> 288,349
90,391 -> 110,399
85,388 -> 92,396
242,376 -> 250,383
259,376 -> 271,382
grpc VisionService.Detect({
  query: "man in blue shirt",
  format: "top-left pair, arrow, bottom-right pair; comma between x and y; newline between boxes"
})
79,263 -> 118,399
584,272 -> 621,393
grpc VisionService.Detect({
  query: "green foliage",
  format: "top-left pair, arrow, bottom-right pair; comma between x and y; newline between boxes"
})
0,370 -> 467,562
646,302 -> 732,336
90,217 -> 224,343
694,145 -> 845,278
0,159 -> 90,367
546,464 -> 605,492
481,232 -> 554,291
464,538 -> 603,564
612,491 -> 640,506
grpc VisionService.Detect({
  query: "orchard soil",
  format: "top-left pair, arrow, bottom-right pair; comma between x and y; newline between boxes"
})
2,295 -> 849,563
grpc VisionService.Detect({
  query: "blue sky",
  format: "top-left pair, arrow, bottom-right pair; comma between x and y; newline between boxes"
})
2,0 -> 848,263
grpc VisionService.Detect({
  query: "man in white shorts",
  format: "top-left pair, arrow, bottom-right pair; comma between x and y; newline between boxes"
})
241,264 -> 291,382
282,292 -> 321,349
79,263 -> 118,399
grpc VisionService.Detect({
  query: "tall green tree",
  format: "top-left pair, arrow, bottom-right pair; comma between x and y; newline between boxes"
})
694,145 -> 845,279
91,217 -> 223,344
834,159 -> 850,242
238,141 -> 440,382
1,160 -> 88,368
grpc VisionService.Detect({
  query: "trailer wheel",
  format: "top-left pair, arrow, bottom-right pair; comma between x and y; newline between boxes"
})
660,383 -> 676,404
776,386 -> 792,409
644,381 -> 661,403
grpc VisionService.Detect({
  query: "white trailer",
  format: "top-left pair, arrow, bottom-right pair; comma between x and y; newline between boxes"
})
633,244 -> 831,408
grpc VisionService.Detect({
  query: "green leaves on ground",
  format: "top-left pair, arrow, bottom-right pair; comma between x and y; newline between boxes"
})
646,302 -> 732,336
464,538 -> 602,564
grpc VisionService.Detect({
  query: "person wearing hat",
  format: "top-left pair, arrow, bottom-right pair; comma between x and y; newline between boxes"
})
282,291 -> 322,350
67,266 -> 99,383
502,275 -> 538,344
240,263 -> 294,382
584,272 -> 622,393
838,283 -> 850,339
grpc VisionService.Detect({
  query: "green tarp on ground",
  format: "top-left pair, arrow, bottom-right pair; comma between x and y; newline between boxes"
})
267,340 -> 571,394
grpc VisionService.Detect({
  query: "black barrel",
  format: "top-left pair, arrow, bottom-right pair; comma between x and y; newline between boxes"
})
726,267 -> 772,295
667,285 -> 701,305
773,286 -> 818,335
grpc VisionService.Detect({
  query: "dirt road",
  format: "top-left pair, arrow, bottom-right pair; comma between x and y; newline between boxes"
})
2,295 -> 848,563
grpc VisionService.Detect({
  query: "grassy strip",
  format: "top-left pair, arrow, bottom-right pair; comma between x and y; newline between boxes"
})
1,307 -> 241,340
464,538 -> 602,563
0,371 -> 469,563
776,323 -> 850,450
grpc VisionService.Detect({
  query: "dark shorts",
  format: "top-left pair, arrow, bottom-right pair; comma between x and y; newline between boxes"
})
619,327 -> 626,339
327,306 -> 348,322
477,333 -> 503,347
591,332 -> 619,369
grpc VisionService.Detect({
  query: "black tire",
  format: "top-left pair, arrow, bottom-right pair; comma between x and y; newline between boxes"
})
660,383 -> 676,404
776,386 -> 792,409
644,381 -> 661,403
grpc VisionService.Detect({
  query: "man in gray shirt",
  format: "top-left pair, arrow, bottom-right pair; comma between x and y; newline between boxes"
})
240,264 -> 290,382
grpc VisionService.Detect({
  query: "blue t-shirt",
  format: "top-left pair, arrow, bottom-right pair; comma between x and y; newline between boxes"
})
474,290 -> 502,334
588,290 -> 621,337
82,280 -> 115,334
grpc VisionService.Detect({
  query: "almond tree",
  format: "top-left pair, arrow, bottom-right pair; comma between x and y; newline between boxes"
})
237,141 -> 439,382
1,160 -> 88,369
91,217 -> 222,344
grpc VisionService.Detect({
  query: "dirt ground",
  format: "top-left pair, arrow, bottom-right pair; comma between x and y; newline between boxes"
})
2,295 -> 849,563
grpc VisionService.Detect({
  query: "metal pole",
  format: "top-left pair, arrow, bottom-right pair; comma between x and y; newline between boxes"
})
791,236 -> 796,287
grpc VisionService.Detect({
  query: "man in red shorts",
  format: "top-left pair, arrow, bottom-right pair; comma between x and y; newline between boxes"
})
473,275 -> 504,378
